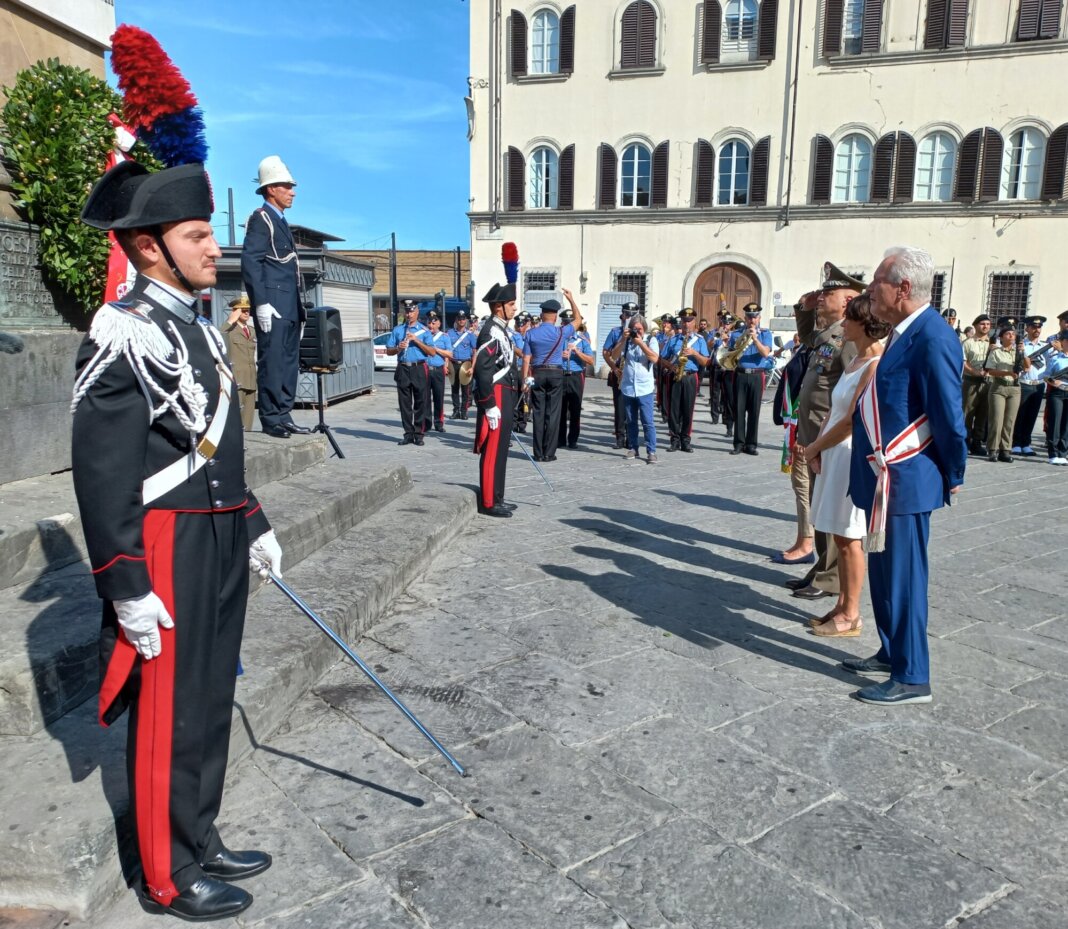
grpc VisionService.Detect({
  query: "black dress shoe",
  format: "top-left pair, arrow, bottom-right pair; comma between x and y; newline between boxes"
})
681,443 -> 693,453
202,847 -> 272,882
262,425 -> 291,438
414,437 -> 425,446
793,585 -> 833,600
434,424 -> 446,433
546,454 -> 557,462
730,446 -> 743,455
997,451 -> 1013,463
785,577 -> 809,590
398,436 -> 414,445
567,443 -> 578,449
141,877 -> 252,921
283,421 -> 312,435
987,454 -> 998,463
743,445 -> 759,456
478,504 -> 513,518
499,502 -> 518,511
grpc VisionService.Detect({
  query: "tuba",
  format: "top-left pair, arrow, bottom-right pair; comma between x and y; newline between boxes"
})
720,328 -> 753,371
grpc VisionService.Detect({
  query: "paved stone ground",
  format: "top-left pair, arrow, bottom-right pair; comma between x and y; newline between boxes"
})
82,373 -> 1068,929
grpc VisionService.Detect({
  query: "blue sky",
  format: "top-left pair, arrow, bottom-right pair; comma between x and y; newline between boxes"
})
112,0 -> 471,250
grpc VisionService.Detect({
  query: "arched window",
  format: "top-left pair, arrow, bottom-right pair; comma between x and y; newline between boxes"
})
722,0 -> 758,61
531,9 -> 560,74
1001,128 -> 1046,200
717,139 -> 751,205
833,134 -> 872,202
915,132 -> 957,202
620,1 -> 658,69
620,142 -> 652,207
529,146 -> 559,208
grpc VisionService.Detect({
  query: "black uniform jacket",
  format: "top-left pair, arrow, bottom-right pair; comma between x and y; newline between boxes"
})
473,317 -> 519,410
240,205 -> 306,323
72,276 -> 271,603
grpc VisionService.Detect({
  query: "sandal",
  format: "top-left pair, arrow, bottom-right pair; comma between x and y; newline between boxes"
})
810,615 -> 862,637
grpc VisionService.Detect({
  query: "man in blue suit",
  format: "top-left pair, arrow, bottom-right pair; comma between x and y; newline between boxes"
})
241,156 -> 309,438
847,246 -> 967,705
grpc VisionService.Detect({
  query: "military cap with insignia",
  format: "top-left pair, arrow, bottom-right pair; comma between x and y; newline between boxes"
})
995,316 -> 1018,330
821,262 -> 866,292
401,298 -> 417,309
678,307 -> 697,319
426,310 -> 441,320
620,302 -> 639,317
540,298 -> 562,314
481,283 -> 501,304
560,307 -> 575,322
973,314 -> 991,325
742,302 -> 762,316
229,294 -> 251,310
942,307 -> 958,319
456,309 -> 469,319
1024,316 -> 1046,327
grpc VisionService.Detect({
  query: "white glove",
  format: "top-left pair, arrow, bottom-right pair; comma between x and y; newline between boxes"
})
114,591 -> 174,660
485,406 -> 501,430
249,529 -> 283,580
524,376 -> 535,389
256,303 -> 281,333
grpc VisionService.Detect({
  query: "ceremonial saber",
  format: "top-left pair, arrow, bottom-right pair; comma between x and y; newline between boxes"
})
511,431 -> 554,491
268,572 -> 467,777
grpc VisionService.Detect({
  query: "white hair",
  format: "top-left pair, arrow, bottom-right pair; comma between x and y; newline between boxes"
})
883,246 -> 934,304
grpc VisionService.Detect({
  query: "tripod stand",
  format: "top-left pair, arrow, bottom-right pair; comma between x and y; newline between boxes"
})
309,367 -> 345,459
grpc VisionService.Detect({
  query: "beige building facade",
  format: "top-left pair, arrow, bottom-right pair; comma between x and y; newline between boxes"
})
467,0 -> 1068,337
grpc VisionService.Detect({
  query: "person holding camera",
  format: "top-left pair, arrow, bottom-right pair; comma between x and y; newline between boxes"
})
608,314 -> 660,462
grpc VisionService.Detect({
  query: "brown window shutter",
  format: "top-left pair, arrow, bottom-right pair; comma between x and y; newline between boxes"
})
621,3 -> 639,68
924,0 -> 947,48
810,134 -> 834,204
978,129 -> 1003,201
947,0 -> 969,45
861,0 -> 884,52
558,144 -> 575,210
822,0 -> 844,56
599,143 -> 618,209
506,147 -> 525,211
1041,124 -> 1068,200
758,0 -> 780,59
750,136 -> 771,205
871,134 -> 896,203
510,11 -> 528,78
560,6 -> 576,74
694,141 -> 715,206
702,1 -> 722,64
954,129 -> 982,201
638,1 -> 658,67
893,133 -> 916,203
1018,0 -> 1041,40
1039,0 -> 1063,37
651,141 -> 670,208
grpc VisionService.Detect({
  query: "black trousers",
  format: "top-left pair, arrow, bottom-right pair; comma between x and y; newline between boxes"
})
1047,386 -> 1068,458
395,363 -> 428,440
559,372 -> 585,447
710,366 -> 734,426
255,318 -> 300,429
608,370 -> 626,442
658,368 -> 672,419
1013,382 -> 1045,448
99,508 -> 249,903
476,382 -> 515,507
733,369 -> 766,449
668,372 -> 700,446
450,364 -> 471,415
424,366 -> 446,430
532,367 -> 564,459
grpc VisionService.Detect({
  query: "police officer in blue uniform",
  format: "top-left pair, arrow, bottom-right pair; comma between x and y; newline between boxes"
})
663,308 -> 711,452
1013,315 -> 1049,455
603,303 -> 638,448
387,298 -> 437,445
448,310 -> 476,419
423,310 -> 453,434
522,290 -> 583,461
559,311 -> 594,449
241,156 -> 309,439
730,302 -> 775,455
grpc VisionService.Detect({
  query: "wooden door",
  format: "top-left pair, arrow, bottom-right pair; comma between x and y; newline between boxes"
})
693,263 -> 761,322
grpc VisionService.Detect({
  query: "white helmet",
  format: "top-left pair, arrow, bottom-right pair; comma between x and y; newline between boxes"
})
254,155 -> 296,194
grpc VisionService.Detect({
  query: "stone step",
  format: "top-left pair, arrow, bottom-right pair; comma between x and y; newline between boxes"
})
0,433 -> 327,592
0,462 -> 411,737
0,482 -> 474,920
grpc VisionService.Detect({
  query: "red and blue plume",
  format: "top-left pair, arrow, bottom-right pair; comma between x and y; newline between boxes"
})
109,24 -> 208,167
501,242 -> 519,285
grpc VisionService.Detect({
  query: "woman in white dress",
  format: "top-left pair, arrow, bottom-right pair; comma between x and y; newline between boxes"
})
798,293 -> 890,636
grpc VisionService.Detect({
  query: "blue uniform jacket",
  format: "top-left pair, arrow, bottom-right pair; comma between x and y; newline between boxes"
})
240,204 -> 305,323
665,332 -> 711,373
525,322 -> 576,366
729,328 -> 775,369
849,305 -> 967,515
449,327 -> 476,361
426,330 -> 452,367
563,333 -> 592,373
387,322 -> 432,363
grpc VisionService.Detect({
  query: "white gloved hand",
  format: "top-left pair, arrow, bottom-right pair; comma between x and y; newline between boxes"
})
255,303 -> 281,333
114,591 -> 174,660
485,406 -> 501,430
524,376 -> 535,389
249,529 -> 283,579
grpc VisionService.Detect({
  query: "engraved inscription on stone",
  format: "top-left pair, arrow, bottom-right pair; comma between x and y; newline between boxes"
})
0,223 -> 63,326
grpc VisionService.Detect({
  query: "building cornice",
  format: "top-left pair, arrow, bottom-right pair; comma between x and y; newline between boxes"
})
824,38 -> 1068,71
